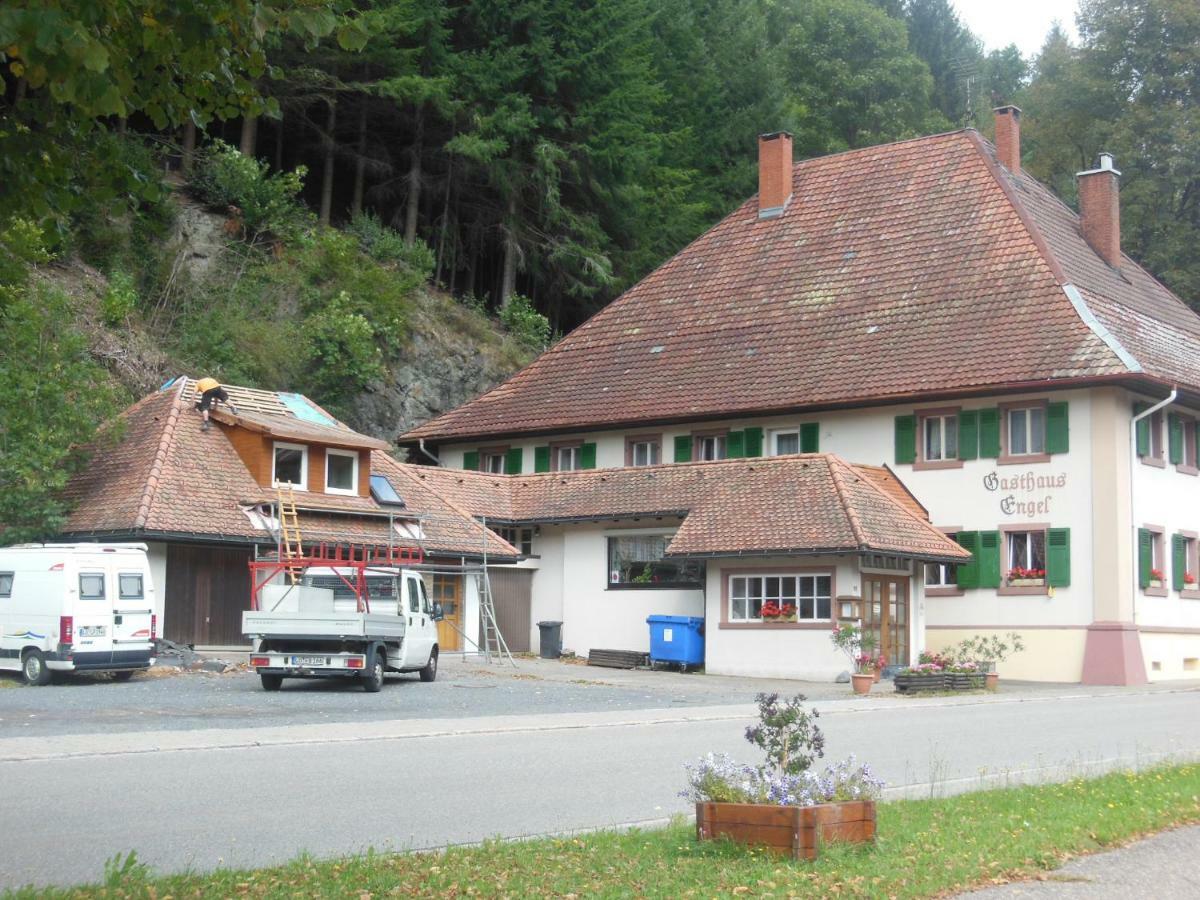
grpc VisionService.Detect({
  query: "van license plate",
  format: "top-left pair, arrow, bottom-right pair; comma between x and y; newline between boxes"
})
291,656 -> 327,666
78,626 -> 106,637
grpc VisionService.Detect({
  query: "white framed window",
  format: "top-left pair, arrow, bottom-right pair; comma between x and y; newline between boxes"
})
118,573 -> 144,600
924,562 -> 956,587
1006,530 -> 1046,583
555,445 -> 583,471
79,572 -> 106,600
273,441 -> 308,487
481,451 -> 506,474
1006,407 -> 1046,456
772,430 -> 800,456
325,448 -> 359,495
922,414 -> 958,461
695,434 -> 727,461
728,574 -> 832,622
629,440 -> 660,467
497,526 -> 535,556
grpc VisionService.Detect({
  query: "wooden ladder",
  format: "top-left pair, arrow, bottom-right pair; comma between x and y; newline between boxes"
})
276,484 -> 304,584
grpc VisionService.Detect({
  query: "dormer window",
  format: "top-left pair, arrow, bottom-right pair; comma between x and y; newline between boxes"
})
325,448 -> 358,495
273,441 -> 308,487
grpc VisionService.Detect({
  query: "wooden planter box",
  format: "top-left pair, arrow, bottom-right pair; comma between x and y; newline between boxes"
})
696,800 -> 876,860
893,672 -> 947,693
949,672 -> 986,690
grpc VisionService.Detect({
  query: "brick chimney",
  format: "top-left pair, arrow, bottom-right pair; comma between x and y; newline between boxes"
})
758,132 -> 793,219
993,105 -> 1021,173
1077,153 -> 1122,267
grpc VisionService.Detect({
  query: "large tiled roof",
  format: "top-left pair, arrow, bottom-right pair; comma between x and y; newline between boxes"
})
212,408 -> 389,451
403,128 -> 1197,443
58,380 -> 516,559
400,455 -> 968,561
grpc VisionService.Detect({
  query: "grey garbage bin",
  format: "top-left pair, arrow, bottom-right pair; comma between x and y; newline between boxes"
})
537,620 -> 563,659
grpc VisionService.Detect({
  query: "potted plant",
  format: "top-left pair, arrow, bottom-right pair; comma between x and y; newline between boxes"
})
779,602 -> 798,622
872,654 -> 887,683
946,659 -> 985,690
830,624 -> 874,694
892,661 -> 947,693
1149,568 -> 1165,589
685,693 -> 883,860
955,632 -> 1026,690
1185,572 -> 1197,589
1006,566 -> 1045,586
761,600 -> 782,622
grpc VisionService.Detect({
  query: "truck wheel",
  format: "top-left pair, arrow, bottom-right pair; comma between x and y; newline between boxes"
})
22,650 -> 52,686
363,651 -> 385,693
112,670 -> 135,682
419,648 -> 438,683
260,672 -> 284,691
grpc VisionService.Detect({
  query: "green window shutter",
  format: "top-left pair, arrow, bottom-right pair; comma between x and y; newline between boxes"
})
534,446 -> 551,473
580,442 -> 597,469
979,408 -> 1001,458
504,447 -> 523,475
1047,528 -> 1071,588
1172,533 -> 1187,591
744,427 -> 764,457
1138,528 -> 1152,588
800,422 -> 820,453
674,435 -> 693,463
894,415 -> 916,464
1134,402 -> 1150,457
462,450 -> 479,471
958,410 -> 979,460
1168,413 -> 1184,464
978,530 -> 1001,588
727,430 -> 745,458
1046,402 -> 1069,455
954,531 -> 980,588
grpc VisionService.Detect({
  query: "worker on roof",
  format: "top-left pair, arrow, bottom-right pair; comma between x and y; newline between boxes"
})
194,377 -> 237,431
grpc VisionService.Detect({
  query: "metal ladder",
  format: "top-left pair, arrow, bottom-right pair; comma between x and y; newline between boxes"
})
476,567 -> 513,665
276,484 -> 304,584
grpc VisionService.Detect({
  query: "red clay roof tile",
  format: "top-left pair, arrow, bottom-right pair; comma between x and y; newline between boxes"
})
403,128 -> 1199,443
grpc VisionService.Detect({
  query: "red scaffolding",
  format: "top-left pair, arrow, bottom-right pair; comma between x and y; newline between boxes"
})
248,542 -> 425,613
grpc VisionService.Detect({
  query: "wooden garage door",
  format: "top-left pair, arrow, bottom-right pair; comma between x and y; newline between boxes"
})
165,544 -> 254,647
485,568 -> 533,653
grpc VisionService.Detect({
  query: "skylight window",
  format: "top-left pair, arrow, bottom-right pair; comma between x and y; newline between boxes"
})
370,475 -> 405,506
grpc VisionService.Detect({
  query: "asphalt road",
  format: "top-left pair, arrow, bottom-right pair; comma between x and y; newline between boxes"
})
2,683 -> 1199,890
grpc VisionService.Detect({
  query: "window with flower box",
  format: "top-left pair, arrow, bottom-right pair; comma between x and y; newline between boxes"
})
1137,526 -> 1167,595
728,574 -> 832,623
1006,530 -> 1046,585
607,535 -> 703,589
1172,532 -> 1199,595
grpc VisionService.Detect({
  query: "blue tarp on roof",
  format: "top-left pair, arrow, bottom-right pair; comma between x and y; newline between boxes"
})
278,392 -> 336,426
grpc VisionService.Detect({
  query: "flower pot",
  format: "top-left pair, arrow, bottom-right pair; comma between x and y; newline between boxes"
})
872,669 -> 880,683
1149,579 -> 1163,589
696,800 -> 876,861
1008,578 -> 1043,587
851,673 -> 873,695
985,672 -> 999,691
893,672 -> 947,693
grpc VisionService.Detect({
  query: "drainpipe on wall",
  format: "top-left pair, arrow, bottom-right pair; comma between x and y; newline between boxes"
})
417,439 -> 440,465
1130,388 -> 1176,625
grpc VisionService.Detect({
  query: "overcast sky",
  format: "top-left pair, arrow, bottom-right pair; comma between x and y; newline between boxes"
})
954,0 -> 1081,58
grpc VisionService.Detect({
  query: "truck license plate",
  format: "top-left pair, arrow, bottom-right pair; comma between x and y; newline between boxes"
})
291,655 -> 327,666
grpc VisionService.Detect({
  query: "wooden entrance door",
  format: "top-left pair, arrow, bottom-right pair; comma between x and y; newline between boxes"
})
431,575 -> 462,651
861,574 -> 910,667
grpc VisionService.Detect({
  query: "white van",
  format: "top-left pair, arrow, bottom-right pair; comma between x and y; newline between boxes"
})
0,543 -> 157,685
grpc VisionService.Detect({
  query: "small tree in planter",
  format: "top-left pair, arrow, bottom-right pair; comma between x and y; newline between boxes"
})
684,693 -> 883,860
955,632 -> 1026,689
830,624 -> 875,694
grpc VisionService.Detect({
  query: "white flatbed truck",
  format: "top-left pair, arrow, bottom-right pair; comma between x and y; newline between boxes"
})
243,565 -> 442,692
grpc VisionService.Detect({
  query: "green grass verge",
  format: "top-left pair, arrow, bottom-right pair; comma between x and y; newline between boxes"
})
13,764 -> 1200,899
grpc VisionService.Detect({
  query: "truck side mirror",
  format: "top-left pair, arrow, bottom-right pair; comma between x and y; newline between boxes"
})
432,602 -> 444,621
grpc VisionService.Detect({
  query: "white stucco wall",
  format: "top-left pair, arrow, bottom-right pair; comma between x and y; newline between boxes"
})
529,523 -> 702,658
145,541 -> 168,640
704,556 -> 868,680
1128,393 -> 1200,679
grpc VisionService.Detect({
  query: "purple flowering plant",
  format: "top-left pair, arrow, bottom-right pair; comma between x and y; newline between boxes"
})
681,693 -> 884,807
